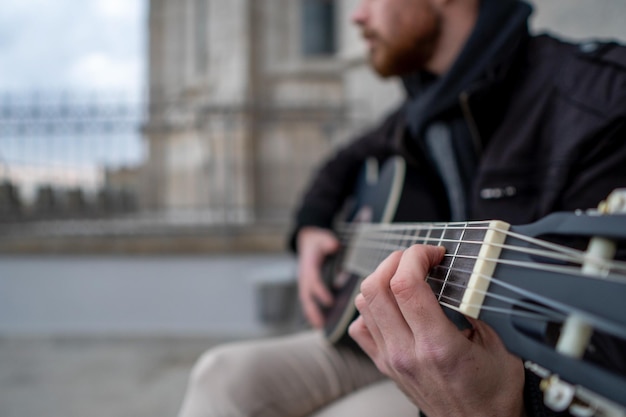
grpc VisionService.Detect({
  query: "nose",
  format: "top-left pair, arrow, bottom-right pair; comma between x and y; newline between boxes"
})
351,0 -> 368,26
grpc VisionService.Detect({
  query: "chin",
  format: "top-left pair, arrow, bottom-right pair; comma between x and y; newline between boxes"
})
372,67 -> 394,78
370,50 -> 419,78
371,61 -> 406,78
369,56 -> 395,78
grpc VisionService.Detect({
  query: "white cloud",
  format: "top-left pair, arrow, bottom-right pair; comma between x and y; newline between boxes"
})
68,52 -> 143,93
95,0 -> 142,20
0,0 -> 146,92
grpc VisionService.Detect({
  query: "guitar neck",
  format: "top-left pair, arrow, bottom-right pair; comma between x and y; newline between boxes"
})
343,219 -> 510,318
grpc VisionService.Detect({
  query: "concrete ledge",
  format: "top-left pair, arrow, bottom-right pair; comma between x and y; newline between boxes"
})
0,225 -> 289,254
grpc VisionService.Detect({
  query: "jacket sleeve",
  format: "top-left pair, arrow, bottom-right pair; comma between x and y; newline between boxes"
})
553,41 -> 626,214
287,104 -> 406,253
558,118 -> 626,213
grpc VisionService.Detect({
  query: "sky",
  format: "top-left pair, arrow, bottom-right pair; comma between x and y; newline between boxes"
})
0,0 -> 146,95
0,0 -> 147,197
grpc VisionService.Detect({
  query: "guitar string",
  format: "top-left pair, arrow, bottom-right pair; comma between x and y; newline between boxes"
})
334,227 -> 624,333
346,236 -> 587,271
336,221 -> 594,261
349,255 -> 626,338
345,238 -> 626,283
427,264 -> 626,339
344,239 -> 626,331
424,272 -> 566,321
348,259 -> 623,338
347,245 -> 616,282
336,222 -> 591,262
344,225 -> 586,261
335,225 -> 626,277
341,244 -> 576,322
345,252 -> 567,321
330,222 -> 625,329
335,225 -> 586,267
336,232 -> 616,324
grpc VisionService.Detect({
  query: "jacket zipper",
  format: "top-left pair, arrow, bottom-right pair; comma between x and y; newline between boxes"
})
459,91 -> 483,156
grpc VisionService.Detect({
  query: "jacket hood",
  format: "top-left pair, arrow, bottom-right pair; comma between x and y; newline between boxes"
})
403,0 -> 533,138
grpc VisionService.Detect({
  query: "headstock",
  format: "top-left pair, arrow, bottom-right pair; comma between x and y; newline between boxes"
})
531,189 -> 626,417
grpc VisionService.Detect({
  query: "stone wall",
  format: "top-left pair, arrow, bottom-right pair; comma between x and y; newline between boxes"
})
144,0 -> 626,227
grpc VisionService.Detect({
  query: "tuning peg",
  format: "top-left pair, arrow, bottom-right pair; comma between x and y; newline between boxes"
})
541,374 -> 576,412
527,361 -> 625,417
597,188 -> 626,214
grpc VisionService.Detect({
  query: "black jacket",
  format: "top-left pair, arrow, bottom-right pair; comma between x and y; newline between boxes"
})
291,8 -> 626,241
289,2 -> 626,416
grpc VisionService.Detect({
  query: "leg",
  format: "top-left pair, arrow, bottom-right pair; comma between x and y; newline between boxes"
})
177,330 -> 384,417
310,379 -> 418,417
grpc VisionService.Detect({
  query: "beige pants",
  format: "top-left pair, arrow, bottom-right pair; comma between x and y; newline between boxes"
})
177,330 -> 418,417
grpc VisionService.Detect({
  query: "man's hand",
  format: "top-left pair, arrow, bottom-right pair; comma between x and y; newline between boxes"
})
348,244 -> 527,417
296,227 -> 340,328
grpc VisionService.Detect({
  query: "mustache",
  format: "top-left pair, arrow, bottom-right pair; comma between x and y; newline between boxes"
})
361,28 -> 378,41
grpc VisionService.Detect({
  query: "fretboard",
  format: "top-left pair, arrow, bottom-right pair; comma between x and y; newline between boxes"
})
342,220 -> 510,318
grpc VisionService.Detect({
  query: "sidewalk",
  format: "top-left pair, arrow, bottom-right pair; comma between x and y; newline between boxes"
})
0,253 -> 301,417
0,335 -> 233,417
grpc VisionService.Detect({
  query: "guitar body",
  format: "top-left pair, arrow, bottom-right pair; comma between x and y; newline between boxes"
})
321,157 -> 403,346
322,156 -> 445,344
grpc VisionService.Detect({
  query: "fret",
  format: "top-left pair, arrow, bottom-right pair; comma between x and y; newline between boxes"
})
427,223 -> 449,300
408,226 -> 419,248
426,224 -> 443,245
375,227 -> 393,272
438,223 -> 468,308
399,228 -> 410,251
371,227 -> 384,273
344,225 -> 367,276
417,224 -> 432,247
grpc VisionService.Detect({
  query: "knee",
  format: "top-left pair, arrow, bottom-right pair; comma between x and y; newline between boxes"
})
188,345 -> 235,391
187,341 -> 264,395
179,344 -> 249,417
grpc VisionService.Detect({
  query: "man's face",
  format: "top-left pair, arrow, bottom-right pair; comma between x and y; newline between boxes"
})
352,0 -> 442,77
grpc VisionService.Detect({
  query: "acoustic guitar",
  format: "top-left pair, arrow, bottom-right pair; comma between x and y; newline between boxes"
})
321,156 -> 626,416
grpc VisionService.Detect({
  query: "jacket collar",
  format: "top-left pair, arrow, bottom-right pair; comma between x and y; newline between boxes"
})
403,0 -> 533,138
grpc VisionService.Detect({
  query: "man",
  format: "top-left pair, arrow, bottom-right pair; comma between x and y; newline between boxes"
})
178,0 -> 626,416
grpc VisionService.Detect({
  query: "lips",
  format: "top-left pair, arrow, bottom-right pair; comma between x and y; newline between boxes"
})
362,30 -> 378,51
362,29 -> 376,41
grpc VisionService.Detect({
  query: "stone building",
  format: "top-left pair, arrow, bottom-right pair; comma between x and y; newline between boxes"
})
142,0 -> 401,228
142,0 -> 626,229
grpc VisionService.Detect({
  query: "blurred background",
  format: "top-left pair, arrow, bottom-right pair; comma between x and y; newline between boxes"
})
1,1 -> 625,416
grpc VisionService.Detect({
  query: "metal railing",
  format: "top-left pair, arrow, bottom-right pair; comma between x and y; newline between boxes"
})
0,91 -> 367,238
0,91 -> 145,224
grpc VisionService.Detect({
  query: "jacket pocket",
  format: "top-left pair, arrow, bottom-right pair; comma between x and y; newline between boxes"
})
471,166 -> 541,224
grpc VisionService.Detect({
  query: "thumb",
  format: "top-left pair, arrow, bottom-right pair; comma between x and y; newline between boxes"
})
319,233 -> 340,254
